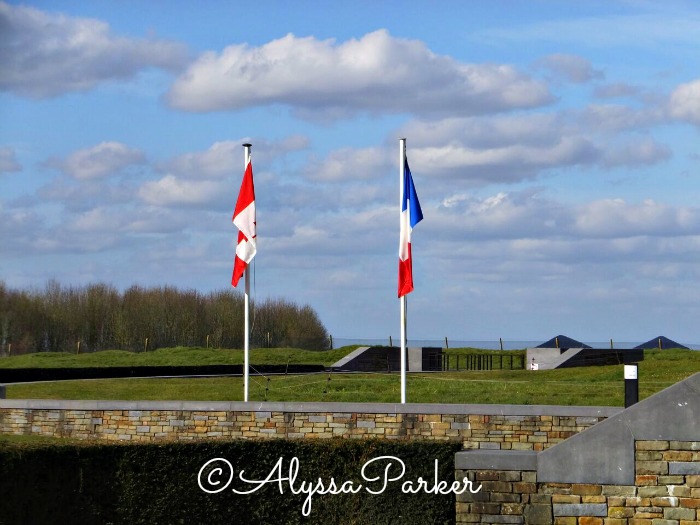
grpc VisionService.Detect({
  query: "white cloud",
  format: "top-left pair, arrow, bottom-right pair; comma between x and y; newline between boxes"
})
536,54 -> 603,83
0,146 -> 21,173
399,107 -> 670,184
422,192 -> 700,266
160,136 -> 310,178
47,141 -> 146,179
303,147 -> 390,182
594,83 -> 641,99
0,1 -> 187,98
167,29 -> 552,117
600,137 -> 671,168
138,174 -> 226,206
669,79 -> 700,125
572,198 -> 700,238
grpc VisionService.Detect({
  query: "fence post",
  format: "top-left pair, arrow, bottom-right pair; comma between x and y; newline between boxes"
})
445,337 -> 449,349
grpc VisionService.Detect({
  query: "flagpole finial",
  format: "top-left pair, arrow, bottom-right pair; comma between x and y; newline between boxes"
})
242,143 -> 252,148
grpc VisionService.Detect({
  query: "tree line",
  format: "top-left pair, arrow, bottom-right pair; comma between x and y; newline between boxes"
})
0,281 -> 330,356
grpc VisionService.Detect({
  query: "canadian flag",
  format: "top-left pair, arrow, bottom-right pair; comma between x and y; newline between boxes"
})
231,160 -> 256,287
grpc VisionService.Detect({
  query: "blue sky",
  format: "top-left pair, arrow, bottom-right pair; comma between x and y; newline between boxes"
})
1,1 -> 700,345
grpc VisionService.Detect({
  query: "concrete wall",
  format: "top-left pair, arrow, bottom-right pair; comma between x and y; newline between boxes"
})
454,372 -> 700,524
0,399 -> 616,446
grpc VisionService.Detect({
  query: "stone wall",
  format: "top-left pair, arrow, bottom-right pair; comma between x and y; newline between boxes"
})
456,441 -> 700,525
0,400 -> 617,447
454,373 -> 700,524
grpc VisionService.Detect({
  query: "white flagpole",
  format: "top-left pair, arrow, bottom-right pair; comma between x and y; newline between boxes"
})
242,143 -> 252,402
399,138 -> 407,404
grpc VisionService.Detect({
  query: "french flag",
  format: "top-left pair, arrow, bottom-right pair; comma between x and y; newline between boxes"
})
398,156 -> 423,297
231,160 -> 256,287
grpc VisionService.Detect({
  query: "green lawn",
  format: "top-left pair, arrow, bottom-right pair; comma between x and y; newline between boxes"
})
3,348 -> 698,406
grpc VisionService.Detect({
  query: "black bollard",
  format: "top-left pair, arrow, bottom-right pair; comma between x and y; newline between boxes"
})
624,364 -> 639,408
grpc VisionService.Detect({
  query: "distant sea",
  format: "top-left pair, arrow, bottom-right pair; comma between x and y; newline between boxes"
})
331,338 -> 700,350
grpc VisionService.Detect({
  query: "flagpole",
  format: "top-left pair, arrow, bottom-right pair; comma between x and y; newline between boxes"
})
242,143 -> 252,402
399,138 -> 407,404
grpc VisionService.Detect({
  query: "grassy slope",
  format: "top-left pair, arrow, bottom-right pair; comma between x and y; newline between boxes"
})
2,348 -> 698,406
0,346 -> 361,368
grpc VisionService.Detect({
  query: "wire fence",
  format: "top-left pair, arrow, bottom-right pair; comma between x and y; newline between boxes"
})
329,337 -> 700,350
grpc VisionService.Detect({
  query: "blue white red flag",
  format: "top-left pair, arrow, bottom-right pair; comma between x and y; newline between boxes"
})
398,156 -> 423,297
231,160 -> 256,287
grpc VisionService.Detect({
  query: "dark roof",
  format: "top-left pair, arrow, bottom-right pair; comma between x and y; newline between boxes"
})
537,335 -> 591,349
634,336 -> 688,350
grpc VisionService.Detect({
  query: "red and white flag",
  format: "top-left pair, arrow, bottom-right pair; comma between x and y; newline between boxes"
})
231,160 -> 256,287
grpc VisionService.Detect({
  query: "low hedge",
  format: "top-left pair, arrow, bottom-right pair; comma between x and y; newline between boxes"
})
0,364 -> 325,384
0,438 -> 462,524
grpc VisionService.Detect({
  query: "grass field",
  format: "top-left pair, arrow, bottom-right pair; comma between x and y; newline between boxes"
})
2,347 -> 699,406
0,345 -> 360,368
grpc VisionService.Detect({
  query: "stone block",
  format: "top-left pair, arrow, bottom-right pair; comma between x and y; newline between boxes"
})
603,486 -> 638,497
664,452 -> 694,462
492,493 -> 522,504
579,518 -> 604,525
640,487 -> 671,498
501,471 -> 524,482
471,502 -> 501,515
669,442 -> 700,451
669,487 -> 692,498
502,503 -> 525,515
651,497 -> 679,507
553,504 -> 607,517
670,463 -> 700,475
483,481 -> 513,493
664,508 -> 696,521
514,482 -> 537,494
608,507 -> 634,518
584,496 -> 607,504
637,442 -> 671,451
607,497 -> 626,507
604,519 -> 628,525
524,504 -> 553,525
552,495 -> 581,504
637,462 -> 670,475
661,477 -> 687,485
635,507 -> 663,518
574,485 -> 603,496
638,452 -> 665,461
482,515 -> 524,524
